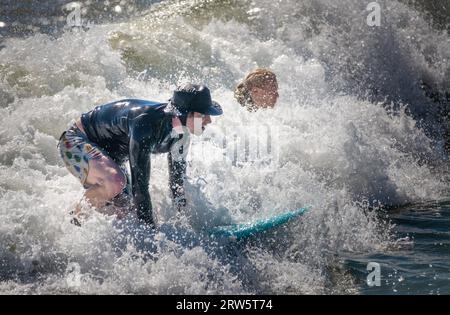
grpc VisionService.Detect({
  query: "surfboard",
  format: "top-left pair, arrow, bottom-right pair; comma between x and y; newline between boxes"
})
208,207 -> 309,240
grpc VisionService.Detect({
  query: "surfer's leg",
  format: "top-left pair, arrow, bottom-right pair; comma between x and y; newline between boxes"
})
58,126 -> 127,218
75,155 -> 127,216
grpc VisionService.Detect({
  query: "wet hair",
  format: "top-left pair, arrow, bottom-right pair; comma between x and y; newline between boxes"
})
234,68 -> 278,111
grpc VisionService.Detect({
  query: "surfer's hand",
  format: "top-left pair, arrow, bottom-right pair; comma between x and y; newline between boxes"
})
142,218 -> 155,230
137,210 -> 155,228
176,204 -> 186,213
69,209 -> 86,227
70,217 -> 82,227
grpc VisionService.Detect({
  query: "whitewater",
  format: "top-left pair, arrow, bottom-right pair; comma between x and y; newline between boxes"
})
0,0 -> 449,294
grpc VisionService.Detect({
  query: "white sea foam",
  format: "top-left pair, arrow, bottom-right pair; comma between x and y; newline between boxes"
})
0,0 -> 448,294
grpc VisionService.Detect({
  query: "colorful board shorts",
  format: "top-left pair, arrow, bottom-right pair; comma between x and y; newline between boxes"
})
58,123 -> 106,188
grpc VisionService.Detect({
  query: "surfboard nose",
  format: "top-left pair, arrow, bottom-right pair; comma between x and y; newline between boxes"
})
208,207 -> 310,241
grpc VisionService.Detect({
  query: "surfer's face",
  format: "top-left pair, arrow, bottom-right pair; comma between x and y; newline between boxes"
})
250,81 -> 279,108
186,112 -> 212,136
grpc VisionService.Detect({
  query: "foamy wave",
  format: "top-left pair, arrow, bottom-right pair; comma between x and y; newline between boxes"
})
0,0 -> 447,294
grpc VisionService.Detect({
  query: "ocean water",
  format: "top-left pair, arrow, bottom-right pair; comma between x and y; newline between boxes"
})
0,0 -> 449,294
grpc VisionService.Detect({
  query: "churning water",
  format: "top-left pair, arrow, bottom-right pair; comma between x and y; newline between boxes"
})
0,0 -> 449,294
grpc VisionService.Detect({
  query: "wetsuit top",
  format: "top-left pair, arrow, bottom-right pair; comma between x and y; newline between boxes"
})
80,99 -> 187,223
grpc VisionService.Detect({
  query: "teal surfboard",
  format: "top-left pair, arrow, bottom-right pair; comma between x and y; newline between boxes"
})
208,207 -> 309,240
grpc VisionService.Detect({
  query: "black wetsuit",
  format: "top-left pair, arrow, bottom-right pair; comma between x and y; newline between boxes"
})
80,99 -> 187,225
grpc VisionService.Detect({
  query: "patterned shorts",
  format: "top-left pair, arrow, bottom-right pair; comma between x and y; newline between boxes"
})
58,123 -> 105,188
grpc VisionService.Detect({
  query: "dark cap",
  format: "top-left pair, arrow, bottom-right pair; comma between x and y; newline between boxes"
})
164,84 -> 223,116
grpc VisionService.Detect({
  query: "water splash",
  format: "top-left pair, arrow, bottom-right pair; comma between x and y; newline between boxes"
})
0,0 -> 448,294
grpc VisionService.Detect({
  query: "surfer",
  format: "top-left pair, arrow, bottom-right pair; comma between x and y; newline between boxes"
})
57,84 -> 223,227
234,68 -> 279,111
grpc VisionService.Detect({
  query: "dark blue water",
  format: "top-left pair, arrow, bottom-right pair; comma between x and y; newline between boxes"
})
345,200 -> 450,294
0,0 -> 448,295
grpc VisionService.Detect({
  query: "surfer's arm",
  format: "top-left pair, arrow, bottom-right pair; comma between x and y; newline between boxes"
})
168,143 -> 187,212
129,123 -> 154,225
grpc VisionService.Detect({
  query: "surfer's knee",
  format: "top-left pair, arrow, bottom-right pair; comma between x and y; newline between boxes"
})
87,158 -> 126,198
103,167 -> 127,198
